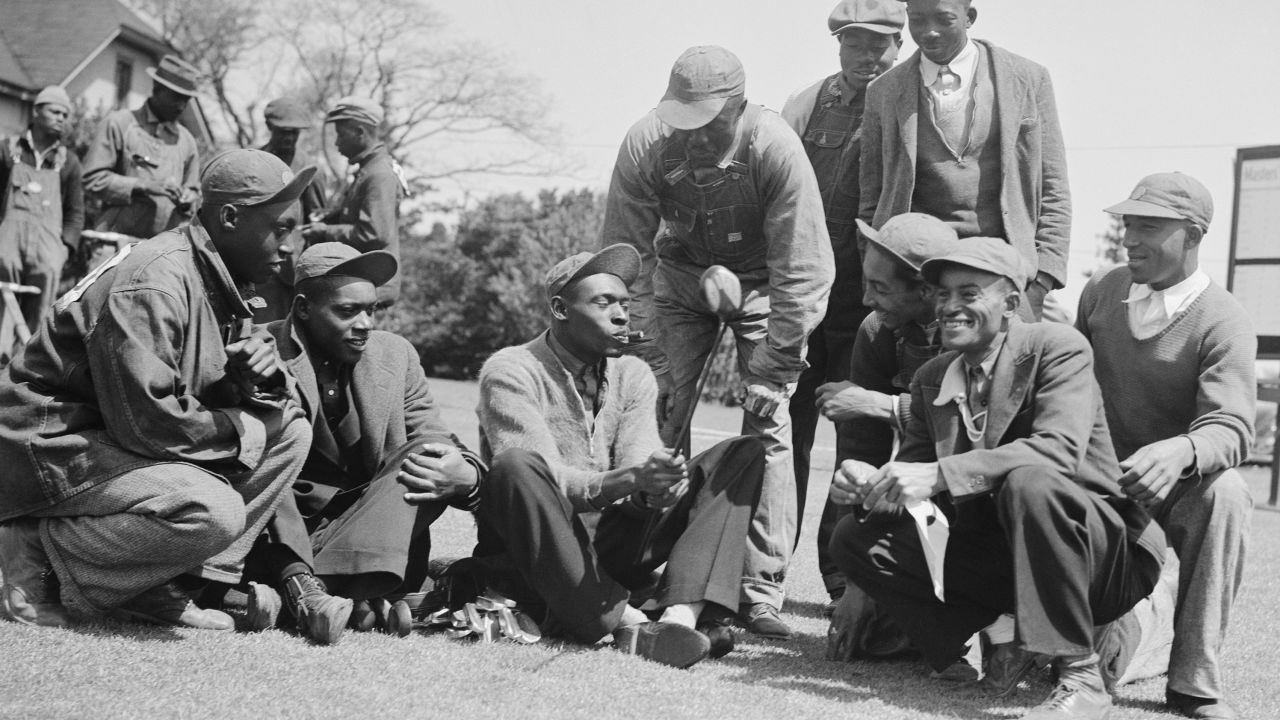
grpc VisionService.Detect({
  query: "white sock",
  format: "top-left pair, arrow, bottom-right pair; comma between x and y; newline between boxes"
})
658,601 -> 704,629
615,604 -> 648,630
983,613 -> 1016,645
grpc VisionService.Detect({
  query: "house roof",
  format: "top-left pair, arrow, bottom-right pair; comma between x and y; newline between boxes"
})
0,0 -> 171,94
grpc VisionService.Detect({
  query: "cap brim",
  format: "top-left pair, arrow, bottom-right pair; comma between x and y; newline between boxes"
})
325,250 -> 399,288
859,219 -> 925,272
655,95 -> 730,130
267,118 -> 311,130
245,165 -> 317,208
831,22 -> 901,35
562,244 -> 642,293
1103,199 -> 1186,220
921,256 -> 1024,288
146,67 -> 198,96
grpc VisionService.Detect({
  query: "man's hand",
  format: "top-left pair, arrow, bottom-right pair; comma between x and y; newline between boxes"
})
1119,437 -> 1194,505
655,371 -> 677,427
826,589 -> 874,662
742,377 -> 787,418
634,448 -> 688,502
300,224 -> 327,243
136,178 -> 182,202
830,459 -> 878,506
816,381 -> 892,422
859,461 -> 942,511
225,335 -> 282,388
398,442 -> 478,504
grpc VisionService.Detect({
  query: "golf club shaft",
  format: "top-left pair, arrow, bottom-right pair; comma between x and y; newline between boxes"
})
669,322 -> 728,456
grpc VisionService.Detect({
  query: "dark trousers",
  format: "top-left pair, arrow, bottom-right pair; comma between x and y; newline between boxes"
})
248,441 -> 448,600
475,436 -> 765,645
830,467 -> 1164,670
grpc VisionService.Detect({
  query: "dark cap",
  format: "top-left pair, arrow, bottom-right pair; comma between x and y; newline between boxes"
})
325,96 -> 384,128
1105,172 -> 1213,231
828,0 -> 906,35
146,55 -> 200,96
656,46 -> 746,131
294,242 -> 397,287
264,97 -> 311,129
545,244 -> 642,301
200,149 -> 317,208
857,214 -> 958,273
921,237 -> 1028,290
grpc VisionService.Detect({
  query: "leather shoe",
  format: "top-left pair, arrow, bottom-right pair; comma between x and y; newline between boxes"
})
245,581 -> 282,631
0,519 -> 70,628
283,573 -> 353,645
1022,658 -> 1112,720
981,642 -> 1049,697
932,658 -> 980,683
739,602 -> 792,640
1166,690 -> 1239,719
117,581 -> 234,631
614,621 -> 710,669
696,604 -> 735,659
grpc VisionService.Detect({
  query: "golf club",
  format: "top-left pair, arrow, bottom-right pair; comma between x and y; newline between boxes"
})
666,264 -> 742,455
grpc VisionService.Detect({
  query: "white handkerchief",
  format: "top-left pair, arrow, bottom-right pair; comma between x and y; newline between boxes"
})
906,499 -> 950,602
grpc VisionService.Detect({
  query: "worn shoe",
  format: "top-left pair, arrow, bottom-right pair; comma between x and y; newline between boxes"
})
245,581 -> 282,632
1165,690 -> 1239,720
739,602 -> 792,640
385,599 -> 413,638
696,604 -> 736,659
283,573 -> 353,645
1022,658 -> 1112,720
117,581 -> 234,631
614,621 -> 711,669
933,657 -> 980,683
981,642 -> 1049,697
0,519 -> 70,628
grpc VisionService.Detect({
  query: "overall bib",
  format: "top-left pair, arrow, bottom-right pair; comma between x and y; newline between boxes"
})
1,137 -> 66,337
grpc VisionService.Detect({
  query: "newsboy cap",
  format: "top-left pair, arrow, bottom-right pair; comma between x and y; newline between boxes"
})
921,236 -> 1028,291
294,242 -> 397,287
325,96 -> 384,128
828,0 -> 906,35
1105,172 -> 1213,232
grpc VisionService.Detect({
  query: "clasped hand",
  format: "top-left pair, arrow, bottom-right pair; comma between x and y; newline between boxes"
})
635,447 -> 689,509
397,442 -> 477,504
830,459 -> 941,510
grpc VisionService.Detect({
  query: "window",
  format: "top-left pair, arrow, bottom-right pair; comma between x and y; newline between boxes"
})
114,58 -> 133,109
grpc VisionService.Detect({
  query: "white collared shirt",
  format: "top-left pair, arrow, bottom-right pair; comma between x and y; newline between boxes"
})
919,40 -> 978,112
1123,269 -> 1210,340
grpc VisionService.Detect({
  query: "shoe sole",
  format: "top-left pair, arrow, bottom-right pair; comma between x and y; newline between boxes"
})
113,607 -> 234,631
2,587 -> 70,628
632,624 -> 711,669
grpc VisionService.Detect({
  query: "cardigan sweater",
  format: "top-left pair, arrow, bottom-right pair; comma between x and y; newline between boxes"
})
477,330 -> 662,513
1076,266 -> 1256,475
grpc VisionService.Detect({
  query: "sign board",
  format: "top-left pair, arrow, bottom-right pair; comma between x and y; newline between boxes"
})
1229,145 -> 1280,357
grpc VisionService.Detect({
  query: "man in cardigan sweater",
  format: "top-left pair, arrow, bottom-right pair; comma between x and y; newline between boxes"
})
1077,174 -> 1255,720
474,244 -> 766,669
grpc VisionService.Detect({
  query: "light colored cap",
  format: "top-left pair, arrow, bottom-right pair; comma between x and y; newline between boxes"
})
828,0 -> 906,35
146,55 -> 200,96
655,46 -> 746,130
325,96 -> 384,128
921,236 -> 1029,290
34,86 -> 72,112
1105,172 -> 1213,231
857,214 -> 958,273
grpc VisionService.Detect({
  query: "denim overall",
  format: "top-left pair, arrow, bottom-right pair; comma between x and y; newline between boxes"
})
1,136 -> 66,336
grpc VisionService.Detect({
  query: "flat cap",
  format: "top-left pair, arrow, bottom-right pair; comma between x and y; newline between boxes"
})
325,96 -> 383,127
264,97 -> 311,129
922,237 -> 1028,290
857,214 -> 958,273
1105,172 -> 1213,231
828,0 -> 906,35
545,244 -> 642,301
295,242 -> 397,287
200,149 -> 317,208
34,86 -> 72,112
656,46 -> 746,131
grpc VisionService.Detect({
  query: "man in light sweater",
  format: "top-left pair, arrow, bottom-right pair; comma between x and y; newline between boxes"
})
474,244 -> 765,669
1077,173 -> 1255,720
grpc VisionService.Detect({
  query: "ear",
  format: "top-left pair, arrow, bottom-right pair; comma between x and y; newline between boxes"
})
1003,288 -> 1022,318
549,296 -> 569,321
218,204 -> 238,232
967,6 -> 978,26
1184,224 -> 1205,249
293,294 -> 312,321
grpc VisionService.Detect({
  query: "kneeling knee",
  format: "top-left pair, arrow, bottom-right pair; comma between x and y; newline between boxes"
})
185,483 -> 247,551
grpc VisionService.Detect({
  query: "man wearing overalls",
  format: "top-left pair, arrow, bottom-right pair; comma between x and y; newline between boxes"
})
601,46 -> 833,639
0,86 -> 84,341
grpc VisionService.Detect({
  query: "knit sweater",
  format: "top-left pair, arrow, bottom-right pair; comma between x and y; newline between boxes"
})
1077,266 -> 1257,475
477,330 -> 662,513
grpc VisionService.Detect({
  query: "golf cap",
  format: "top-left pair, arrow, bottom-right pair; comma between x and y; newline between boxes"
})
857,214 -> 958,273
922,237 -> 1028,291
829,0 -> 906,35
34,86 -> 72,112
545,244 -> 642,301
656,46 -> 746,131
264,97 -> 311,129
200,149 -> 317,208
325,96 -> 383,128
146,55 -> 200,96
294,242 -> 397,287
1104,172 -> 1213,231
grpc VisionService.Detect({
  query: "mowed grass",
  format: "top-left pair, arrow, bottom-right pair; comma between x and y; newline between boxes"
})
3,378 -> 1279,720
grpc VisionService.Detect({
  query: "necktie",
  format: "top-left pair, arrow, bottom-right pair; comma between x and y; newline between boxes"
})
937,65 -> 961,95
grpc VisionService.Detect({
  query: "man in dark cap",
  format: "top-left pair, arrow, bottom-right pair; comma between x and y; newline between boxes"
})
780,0 -> 905,611
82,55 -> 202,253
601,45 -> 833,640
829,237 -> 1165,720
0,149 -> 313,632
0,86 -> 84,341
302,97 -> 404,308
242,242 -> 485,645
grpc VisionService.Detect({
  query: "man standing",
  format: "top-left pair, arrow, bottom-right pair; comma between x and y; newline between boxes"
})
601,46 -> 833,638
0,149 -> 313,631
830,238 -> 1165,720
83,55 -> 201,247
476,245 -> 766,668
245,243 -> 486,645
1078,173 -> 1254,720
0,86 -> 84,338
302,97 -> 404,308
859,0 -> 1070,319
781,0 -> 904,606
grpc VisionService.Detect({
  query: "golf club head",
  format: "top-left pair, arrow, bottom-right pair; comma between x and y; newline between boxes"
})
700,265 -> 742,319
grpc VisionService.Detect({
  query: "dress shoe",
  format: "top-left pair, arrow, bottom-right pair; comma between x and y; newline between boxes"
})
0,519 -> 70,628
117,581 -> 234,630
1022,658 -> 1112,720
245,581 -> 282,631
696,605 -> 735,659
739,602 -> 792,640
932,658 -> 980,683
614,621 -> 711,669
283,573 -> 353,645
385,599 -> 413,638
981,642 -> 1049,697
1165,690 -> 1239,719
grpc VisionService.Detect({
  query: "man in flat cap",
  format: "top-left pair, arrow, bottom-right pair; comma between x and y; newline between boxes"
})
859,0 -> 1070,320
780,0 -> 905,611
83,55 -> 201,253
475,245 -> 766,668
1078,173 -> 1254,720
601,45 -> 833,640
0,86 -> 84,344
242,242 -> 486,645
0,149 -> 312,632
829,237 -> 1165,720
302,96 -> 404,308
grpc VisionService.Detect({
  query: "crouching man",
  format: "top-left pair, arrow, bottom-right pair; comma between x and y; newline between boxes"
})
244,242 -> 485,644
0,149 -> 313,630
474,245 -> 765,669
829,238 -> 1166,720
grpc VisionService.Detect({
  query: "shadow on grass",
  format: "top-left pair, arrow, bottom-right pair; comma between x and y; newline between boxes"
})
782,597 -> 829,620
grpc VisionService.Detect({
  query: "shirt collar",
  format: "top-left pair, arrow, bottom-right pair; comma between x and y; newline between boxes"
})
545,329 -> 591,377
919,39 -> 978,87
711,113 -> 748,170
350,142 -> 386,168
934,335 -> 1004,406
833,73 -> 863,106
1123,268 -> 1210,317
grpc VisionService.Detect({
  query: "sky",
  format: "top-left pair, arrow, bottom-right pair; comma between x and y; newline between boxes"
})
441,0 -> 1280,310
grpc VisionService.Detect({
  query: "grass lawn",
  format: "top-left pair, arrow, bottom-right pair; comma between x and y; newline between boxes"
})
3,377 -> 1278,719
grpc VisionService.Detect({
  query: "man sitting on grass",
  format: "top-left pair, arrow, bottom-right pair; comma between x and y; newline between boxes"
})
473,244 -> 765,669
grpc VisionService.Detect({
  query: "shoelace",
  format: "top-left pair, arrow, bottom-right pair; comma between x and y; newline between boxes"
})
1040,683 -> 1080,710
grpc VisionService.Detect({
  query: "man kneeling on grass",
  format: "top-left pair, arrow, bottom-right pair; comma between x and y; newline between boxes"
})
242,242 -> 486,644
473,244 -> 765,669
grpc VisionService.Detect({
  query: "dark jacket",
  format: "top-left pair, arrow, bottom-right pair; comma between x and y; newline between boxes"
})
310,143 -> 402,305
